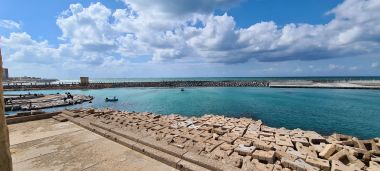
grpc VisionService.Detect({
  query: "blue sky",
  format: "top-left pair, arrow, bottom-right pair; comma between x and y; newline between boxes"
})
1,0 -> 379,79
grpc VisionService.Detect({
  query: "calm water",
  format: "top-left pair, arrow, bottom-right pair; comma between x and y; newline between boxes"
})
5,87 -> 380,139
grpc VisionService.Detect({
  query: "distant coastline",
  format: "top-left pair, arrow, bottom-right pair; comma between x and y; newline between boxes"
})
4,77 -> 380,91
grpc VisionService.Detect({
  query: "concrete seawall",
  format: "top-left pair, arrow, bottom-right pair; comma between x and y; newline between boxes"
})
4,81 -> 270,91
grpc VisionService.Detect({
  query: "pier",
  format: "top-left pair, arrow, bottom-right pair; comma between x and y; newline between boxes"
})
7,108 -> 380,171
270,80 -> 380,89
4,93 -> 93,111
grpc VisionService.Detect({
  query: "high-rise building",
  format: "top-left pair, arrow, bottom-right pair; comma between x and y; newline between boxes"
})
2,68 -> 9,80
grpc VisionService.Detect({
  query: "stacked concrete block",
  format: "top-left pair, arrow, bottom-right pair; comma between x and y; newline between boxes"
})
57,108 -> 380,171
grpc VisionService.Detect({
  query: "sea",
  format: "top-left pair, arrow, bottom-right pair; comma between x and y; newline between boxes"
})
4,77 -> 380,139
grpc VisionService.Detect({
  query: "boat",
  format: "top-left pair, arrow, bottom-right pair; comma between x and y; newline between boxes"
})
181,88 -> 184,91
105,96 -> 118,102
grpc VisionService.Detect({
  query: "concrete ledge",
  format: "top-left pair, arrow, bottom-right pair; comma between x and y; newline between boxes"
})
6,112 -> 61,124
67,117 -> 236,171
182,151 -> 224,171
176,160 -> 211,171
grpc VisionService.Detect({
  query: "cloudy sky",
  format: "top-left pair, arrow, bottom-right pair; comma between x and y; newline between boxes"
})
0,0 -> 379,79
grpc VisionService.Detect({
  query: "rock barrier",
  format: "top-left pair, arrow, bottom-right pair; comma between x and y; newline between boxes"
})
56,108 -> 380,171
4,81 -> 270,91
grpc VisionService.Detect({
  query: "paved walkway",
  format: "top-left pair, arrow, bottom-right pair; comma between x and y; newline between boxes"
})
9,119 -> 177,171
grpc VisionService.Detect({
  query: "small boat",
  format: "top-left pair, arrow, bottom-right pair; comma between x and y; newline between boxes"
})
105,96 -> 118,102
181,88 -> 184,91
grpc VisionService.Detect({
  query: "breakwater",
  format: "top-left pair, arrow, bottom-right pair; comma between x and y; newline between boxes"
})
50,108 -> 380,171
3,80 -> 270,91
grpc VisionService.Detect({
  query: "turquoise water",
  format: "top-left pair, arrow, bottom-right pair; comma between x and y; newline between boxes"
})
5,87 -> 380,139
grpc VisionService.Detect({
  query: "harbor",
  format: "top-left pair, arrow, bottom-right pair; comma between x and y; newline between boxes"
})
6,109 -> 380,171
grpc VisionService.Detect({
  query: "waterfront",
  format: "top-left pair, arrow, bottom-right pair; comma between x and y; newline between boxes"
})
5,87 -> 380,139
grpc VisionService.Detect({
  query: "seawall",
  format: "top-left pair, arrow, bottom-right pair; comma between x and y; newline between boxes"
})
3,80 -> 270,91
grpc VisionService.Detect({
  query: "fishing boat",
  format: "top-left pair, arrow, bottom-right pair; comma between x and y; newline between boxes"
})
181,88 -> 184,91
105,96 -> 118,102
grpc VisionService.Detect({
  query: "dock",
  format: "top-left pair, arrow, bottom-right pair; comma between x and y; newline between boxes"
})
5,93 -> 93,111
9,118 -> 177,171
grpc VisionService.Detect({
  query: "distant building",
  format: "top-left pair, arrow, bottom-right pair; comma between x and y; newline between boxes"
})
80,77 -> 89,85
2,68 -> 9,80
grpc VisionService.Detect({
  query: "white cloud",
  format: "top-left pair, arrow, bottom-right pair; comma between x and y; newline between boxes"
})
328,64 -> 345,70
372,62 -> 379,68
349,66 -> 358,71
0,20 -> 21,30
2,0 -> 380,70
1,32 -> 58,63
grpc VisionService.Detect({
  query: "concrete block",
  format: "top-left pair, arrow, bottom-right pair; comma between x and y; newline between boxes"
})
281,158 -> 319,171
275,135 -> 294,147
251,150 -> 275,164
275,149 -> 297,161
252,139 -> 273,151
368,161 -> 380,171
320,144 -> 337,159
331,160 -> 361,171
329,149 -> 365,169
286,147 -> 307,160
234,144 -> 256,156
305,155 -> 330,171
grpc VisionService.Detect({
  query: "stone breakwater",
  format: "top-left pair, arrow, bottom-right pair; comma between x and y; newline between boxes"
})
4,81 -> 270,91
55,108 -> 380,171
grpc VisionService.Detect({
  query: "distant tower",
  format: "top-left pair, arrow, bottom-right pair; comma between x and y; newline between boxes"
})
2,68 -> 8,80
80,77 -> 89,85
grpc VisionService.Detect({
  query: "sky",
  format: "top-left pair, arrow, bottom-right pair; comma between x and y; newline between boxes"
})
0,0 -> 380,79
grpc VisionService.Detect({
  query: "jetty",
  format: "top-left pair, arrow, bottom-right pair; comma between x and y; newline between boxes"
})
270,80 -> 380,89
4,93 -> 93,111
7,108 -> 380,171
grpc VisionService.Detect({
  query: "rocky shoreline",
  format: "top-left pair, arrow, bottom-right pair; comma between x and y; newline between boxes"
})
52,108 -> 380,171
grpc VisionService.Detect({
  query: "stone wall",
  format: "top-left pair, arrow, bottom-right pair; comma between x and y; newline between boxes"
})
4,80 -> 270,91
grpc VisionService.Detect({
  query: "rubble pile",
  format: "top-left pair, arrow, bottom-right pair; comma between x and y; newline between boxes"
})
59,109 -> 380,171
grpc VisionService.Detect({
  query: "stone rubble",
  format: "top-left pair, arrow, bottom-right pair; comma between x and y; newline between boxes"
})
58,108 -> 380,171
